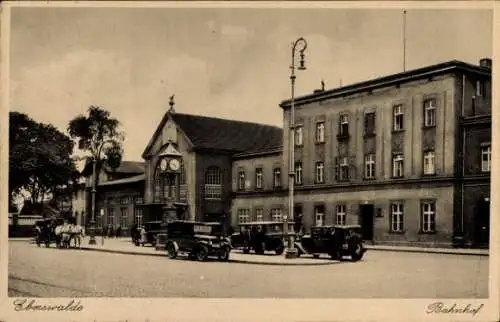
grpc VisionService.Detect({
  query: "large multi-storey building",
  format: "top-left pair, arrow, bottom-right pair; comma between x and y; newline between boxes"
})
242,58 -> 491,248
78,58 -> 491,248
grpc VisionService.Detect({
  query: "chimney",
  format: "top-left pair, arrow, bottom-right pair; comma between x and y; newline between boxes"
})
479,58 -> 492,69
313,80 -> 326,94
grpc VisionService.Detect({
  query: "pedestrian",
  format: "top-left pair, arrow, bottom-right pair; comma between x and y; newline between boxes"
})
140,226 -> 147,246
103,225 -> 108,238
108,224 -> 114,238
131,223 -> 138,243
116,225 -> 121,238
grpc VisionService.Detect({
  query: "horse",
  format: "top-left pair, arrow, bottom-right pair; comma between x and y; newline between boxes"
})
71,224 -> 85,248
55,224 -> 72,249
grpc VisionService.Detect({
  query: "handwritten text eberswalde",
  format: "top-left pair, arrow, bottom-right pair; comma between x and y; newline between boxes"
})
13,298 -> 83,312
426,302 -> 484,316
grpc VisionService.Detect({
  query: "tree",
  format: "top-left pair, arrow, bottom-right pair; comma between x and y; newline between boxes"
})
67,106 -> 124,238
67,106 -> 124,184
9,112 -> 79,211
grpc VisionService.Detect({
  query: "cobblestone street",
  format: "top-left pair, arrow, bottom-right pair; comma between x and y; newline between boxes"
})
8,240 -> 489,298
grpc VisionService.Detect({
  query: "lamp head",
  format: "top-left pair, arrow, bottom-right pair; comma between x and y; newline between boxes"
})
298,53 -> 306,70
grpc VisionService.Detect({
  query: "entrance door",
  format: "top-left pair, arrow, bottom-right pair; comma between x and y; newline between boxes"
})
359,204 -> 374,241
475,198 -> 490,247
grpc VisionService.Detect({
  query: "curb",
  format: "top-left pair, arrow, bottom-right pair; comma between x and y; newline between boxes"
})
365,246 -> 489,257
79,246 -> 337,266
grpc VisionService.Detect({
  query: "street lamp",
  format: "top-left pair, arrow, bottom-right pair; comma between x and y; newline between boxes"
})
284,37 -> 307,259
88,158 -> 97,245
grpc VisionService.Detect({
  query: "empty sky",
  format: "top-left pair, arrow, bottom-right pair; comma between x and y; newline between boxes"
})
9,6 -> 492,162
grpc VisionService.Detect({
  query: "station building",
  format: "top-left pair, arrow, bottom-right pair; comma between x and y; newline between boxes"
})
80,58 -> 491,248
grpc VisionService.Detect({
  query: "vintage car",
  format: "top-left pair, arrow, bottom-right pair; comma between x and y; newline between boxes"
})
165,220 -> 231,261
134,221 -> 164,247
295,224 -> 366,261
230,221 -> 295,255
34,218 -> 64,247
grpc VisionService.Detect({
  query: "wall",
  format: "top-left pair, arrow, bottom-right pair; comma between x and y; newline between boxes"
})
231,153 -> 283,192
282,74 -> 458,188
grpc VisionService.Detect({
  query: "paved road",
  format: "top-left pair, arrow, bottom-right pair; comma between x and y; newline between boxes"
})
8,241 -> 488,298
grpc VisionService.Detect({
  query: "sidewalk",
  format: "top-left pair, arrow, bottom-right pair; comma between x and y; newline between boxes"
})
364,244 -> 489,256
78,237 -> 336,266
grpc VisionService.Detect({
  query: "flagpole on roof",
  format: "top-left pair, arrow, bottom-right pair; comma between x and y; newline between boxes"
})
403,10 -> 407,72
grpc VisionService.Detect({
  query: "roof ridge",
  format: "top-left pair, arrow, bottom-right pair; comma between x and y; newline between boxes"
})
173,113 -> 282,130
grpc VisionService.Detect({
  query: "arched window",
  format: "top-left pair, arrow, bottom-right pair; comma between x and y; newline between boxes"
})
153,159 -> 179,203
204,166 -> 222,200
180,161 -> 186,185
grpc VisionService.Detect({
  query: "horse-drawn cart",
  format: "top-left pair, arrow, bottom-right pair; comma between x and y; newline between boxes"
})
34,218 -> 85,249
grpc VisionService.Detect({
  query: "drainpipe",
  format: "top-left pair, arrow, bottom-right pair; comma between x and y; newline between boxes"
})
460,74 -> 466,242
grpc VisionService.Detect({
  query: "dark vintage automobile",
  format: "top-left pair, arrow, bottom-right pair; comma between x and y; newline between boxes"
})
230,221 -> 295,255
295,224 -> 366,261
34,218 -> 64,247
165,220 -> 231,261
134,221 -> 164,247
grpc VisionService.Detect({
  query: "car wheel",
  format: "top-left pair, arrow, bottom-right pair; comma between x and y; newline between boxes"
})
196,245 -> 209,261
218,246 -> 231,261
329,250 -> 341,261
134,241 -> 140,247
275,245 -> 285,255
151,240 -> 157,248
350,243 -> 364,262
166,242 -> 177,259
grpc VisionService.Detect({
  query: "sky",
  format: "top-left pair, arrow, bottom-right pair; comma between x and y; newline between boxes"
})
9,6 -> 492,163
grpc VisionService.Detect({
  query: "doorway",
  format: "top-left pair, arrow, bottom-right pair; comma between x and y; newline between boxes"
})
359,204 -> 374,241
474,198 -> 490,247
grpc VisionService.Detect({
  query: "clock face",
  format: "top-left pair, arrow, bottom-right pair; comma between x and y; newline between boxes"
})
160,158 -> 168,171
169,159 -> 181,171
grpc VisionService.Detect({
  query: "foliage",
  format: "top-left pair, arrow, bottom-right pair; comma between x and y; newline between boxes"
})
9,112 -> 79,208
67,106 -> 124,186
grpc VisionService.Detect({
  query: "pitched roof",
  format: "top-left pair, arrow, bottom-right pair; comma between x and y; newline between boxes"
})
280,59 -> 492,109
81,160 -> 145,177
99,174 -> 145,187
142,112 -> 283,158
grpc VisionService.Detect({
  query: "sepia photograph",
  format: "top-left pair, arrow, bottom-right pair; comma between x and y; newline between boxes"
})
1,1 -> 498,321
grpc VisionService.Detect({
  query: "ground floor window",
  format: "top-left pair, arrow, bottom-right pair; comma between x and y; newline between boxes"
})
336,205 -> 346,225
390,203 -> 404,232
238,209 -> 250,223
134,208 -> 143,227
120,208 -> 128,228
421,201 -> 436,233
255,208 -> 264,222
107,208 -> 115,226
314,205 -> 325,226
271,208 -> 283,222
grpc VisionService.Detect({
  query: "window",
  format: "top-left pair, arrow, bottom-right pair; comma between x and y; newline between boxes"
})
421,201 -> 436,233
271,208 -> 283,222
97,210 -> 103,229
120,208 -> 128,228
336,205 -> 346,225
315,162 -> 325,183
339,114 -> 349,137
364,112 -> 376,136
316,122 -> 325,143
295,162 -> 303,185
476,80 -> 485,97
134,208 -> 143,227
340,157 -> 349,181
255,168 -> 263,189
273,168 -> 281,188
237,170 -> 246,191
255,208 -> 264,222
364,154 -> 376,179
180,161 -> 186,185
294,126 -> 303,146
481,145 -> 491,172
314,205 -> 325,227
134,196 -> 143,205
423,151 -> 435,175
393,105 -> 404,131
424,99 -> 436,127
390,203 -> 404,232
238,209 -> 250,223
204,166 -> 222,199
392,153 -> 404,178
107,208 -> 115,226
120,197 -> 129,205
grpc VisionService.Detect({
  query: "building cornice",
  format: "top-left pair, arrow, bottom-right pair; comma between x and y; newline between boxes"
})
232,147 -> 283,159
280,61 -> 491,109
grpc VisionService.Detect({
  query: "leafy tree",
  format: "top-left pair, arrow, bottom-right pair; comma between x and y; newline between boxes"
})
9,112 -> 79,211
68,106 -> 124,187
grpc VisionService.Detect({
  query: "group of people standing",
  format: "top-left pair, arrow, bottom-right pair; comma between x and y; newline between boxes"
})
101,224 -> 123,238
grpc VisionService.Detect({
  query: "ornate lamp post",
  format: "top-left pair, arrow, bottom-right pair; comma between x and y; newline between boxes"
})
88,158 -> 98,245
284,37 -> 307,259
